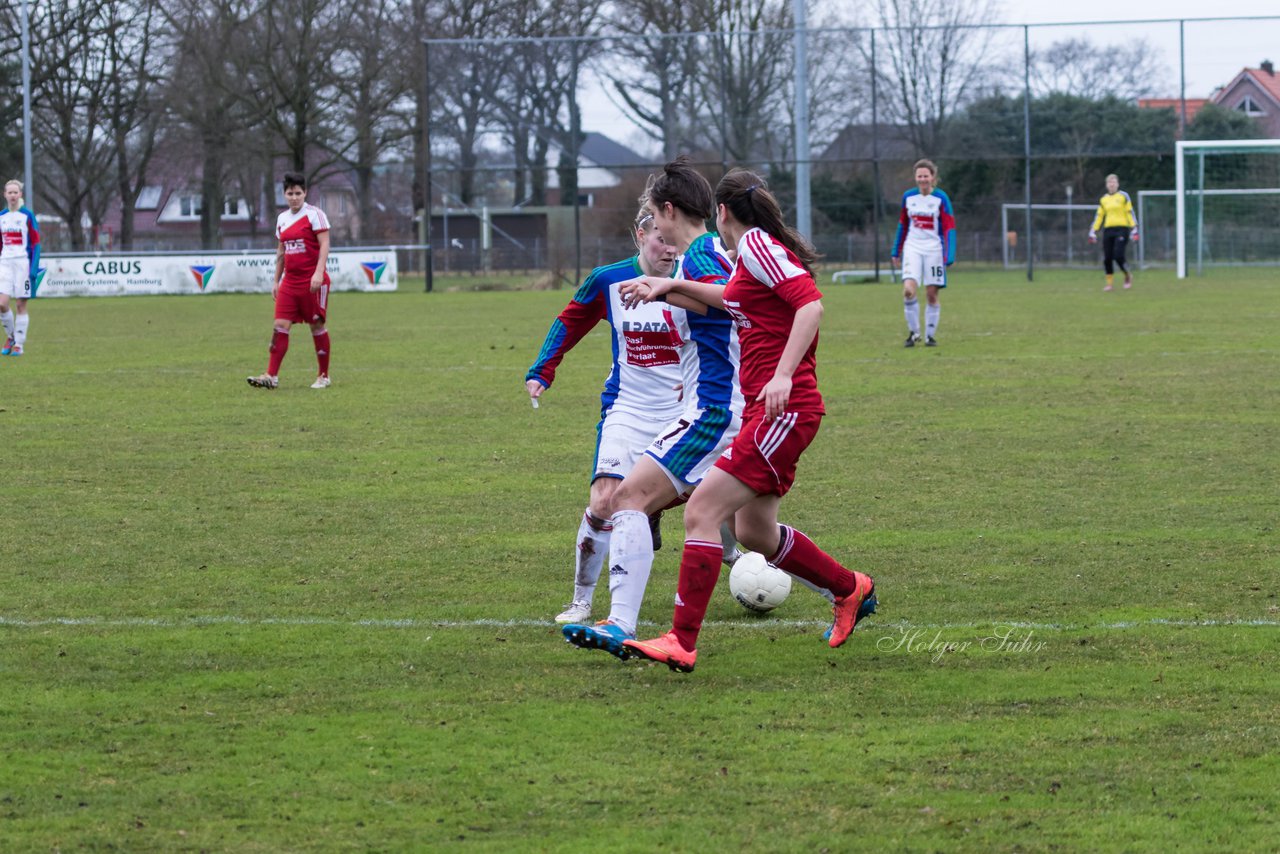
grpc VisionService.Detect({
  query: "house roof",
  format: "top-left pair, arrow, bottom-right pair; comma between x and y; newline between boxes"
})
577,132 -> 650,170
1137,98 -> 1208,123
1213,67 -> 1280,109
819,124 -> 918,163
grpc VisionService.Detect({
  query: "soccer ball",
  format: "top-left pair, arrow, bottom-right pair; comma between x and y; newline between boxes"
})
728,552 -> 792,613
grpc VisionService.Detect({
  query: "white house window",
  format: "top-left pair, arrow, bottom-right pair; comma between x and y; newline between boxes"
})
1237,95 -> 1266,116
162,194 -> 250,222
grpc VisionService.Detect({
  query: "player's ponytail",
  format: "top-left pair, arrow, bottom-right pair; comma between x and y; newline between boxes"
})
716,169 -> 819,273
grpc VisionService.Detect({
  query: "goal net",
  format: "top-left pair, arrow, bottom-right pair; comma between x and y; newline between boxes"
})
999,203 -> 1100,269
1176,139 -> 1280,278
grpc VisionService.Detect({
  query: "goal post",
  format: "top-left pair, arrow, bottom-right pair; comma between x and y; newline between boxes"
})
999,203 -> 1100,269
1175,139 -> 1280,278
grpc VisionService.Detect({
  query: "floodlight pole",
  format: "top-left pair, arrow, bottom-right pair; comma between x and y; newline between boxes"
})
1023,26 -> 1033,282
423,39 -> 434,293
792,0 -> 811,239
21,0 -> 34,200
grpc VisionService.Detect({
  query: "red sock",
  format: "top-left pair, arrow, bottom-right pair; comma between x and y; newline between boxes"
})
267,327 -> 290,376
769,525 -> 856,598
312,330 -> 331,376
671,541 -> 723,650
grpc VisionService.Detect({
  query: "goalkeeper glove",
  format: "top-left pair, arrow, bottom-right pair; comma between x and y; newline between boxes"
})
1130,229 -> 1139,242
1088,230 -> 1097,244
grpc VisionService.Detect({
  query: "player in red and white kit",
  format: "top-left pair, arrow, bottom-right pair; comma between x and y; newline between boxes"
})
618,170 -> 876,673
248,171 -> 333,389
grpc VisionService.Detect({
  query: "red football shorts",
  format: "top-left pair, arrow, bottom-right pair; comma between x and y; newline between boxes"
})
275,282 -> 329,324
714,409 -> 822,497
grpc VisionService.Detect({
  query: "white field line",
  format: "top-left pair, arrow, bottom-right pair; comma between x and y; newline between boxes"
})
1,615 -> 1278,631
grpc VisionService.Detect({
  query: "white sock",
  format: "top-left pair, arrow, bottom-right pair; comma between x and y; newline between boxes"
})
0,309 -> 12,340
720,521 -> 742,567
606,509 -> 654,636
788,573 -> 836,603
572,510 -> 611,605
904,298 -> 920,336
925,304 -> 940,339
13,314 -> 28,347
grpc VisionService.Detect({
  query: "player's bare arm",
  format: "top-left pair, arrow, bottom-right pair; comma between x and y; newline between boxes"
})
620,276 -> 722,312
311,231 -> 330,292
760,301 -> 822,422
273,243 -> 285,297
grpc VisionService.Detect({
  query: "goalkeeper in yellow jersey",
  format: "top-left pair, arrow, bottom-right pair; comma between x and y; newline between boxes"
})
1088,173 -> 1138,291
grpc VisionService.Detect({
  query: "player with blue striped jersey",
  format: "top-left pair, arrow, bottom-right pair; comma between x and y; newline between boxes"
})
526,207 -> 684,625
891,160 -> 955,347
0,179 -> 42,356
561,157 -> 744,658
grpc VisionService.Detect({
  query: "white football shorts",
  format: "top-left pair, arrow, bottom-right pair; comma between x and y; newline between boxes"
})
644,406 -> 742,496
592,411 -> 671,482
0,257 -> 31,299
900,248 -> 947,288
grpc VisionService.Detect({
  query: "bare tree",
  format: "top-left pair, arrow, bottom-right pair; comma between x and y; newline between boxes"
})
244,0 -> 354,179
865,0 -> 1000,158
1030,38 -> 1164,101
599,0 -> 716,160
801,4 -> 872,154
701,0 -> 795,165
103,0 -> 167,250
332,0 -> 414,240
162,0 -> 260,248
430,0 -> 516,205
20,0 -> 115,250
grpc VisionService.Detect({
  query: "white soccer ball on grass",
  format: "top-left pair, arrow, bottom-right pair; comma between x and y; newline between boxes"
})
728,551 -> 792,613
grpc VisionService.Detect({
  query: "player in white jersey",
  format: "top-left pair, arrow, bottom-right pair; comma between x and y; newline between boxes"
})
560,156 -> 745,659
526,205 -> 684,624
0,179 -> 42,356
891,160 -> 956,348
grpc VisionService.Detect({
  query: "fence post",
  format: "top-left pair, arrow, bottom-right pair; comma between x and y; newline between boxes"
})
1023,25 -> 1033,282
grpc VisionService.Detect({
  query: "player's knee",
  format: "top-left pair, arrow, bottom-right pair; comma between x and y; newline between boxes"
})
682,500 -> 720,535
588,482 -> 618,518
735,524 -> 778,556
610,481 -> 647,514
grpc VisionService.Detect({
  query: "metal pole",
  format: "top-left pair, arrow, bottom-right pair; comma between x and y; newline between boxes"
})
1001,205 -> 1009,269
717,36 -> 729,172
1023,26 -> 1033,282
1196,150 -> 1205,275
1179,20 -> 1187,138
21,0 -> 34,200
423,39 -> 434,292
570,49 -> 582,289
871,29 -> 881,282
792,0 -> 811,238
1065,184 -> 1073,265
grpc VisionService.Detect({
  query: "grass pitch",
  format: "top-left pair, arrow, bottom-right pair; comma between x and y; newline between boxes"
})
1,267 -> 1277,851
